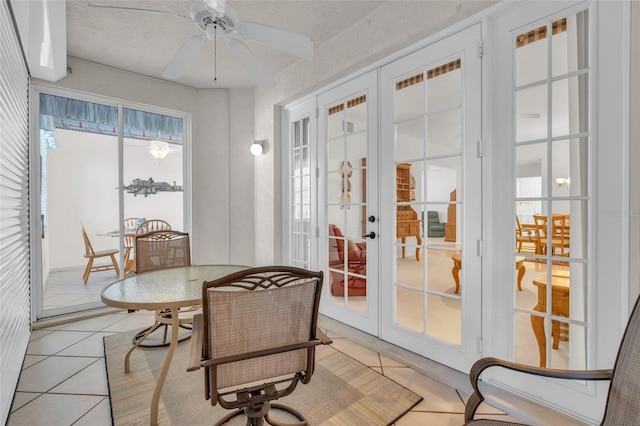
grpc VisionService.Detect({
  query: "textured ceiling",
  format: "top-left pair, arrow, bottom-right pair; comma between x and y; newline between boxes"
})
67,1 -> 386,88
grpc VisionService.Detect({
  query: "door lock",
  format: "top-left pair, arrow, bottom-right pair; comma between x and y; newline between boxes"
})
368,215 -> 376,223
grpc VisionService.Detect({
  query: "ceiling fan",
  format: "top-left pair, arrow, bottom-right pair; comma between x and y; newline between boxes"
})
88,0 -> 314,88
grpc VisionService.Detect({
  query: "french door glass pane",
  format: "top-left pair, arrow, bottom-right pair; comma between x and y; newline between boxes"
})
39,94 -> 119,313
122,108 -> 184,251
326,94 -> 368,312
516,84 -> 547,142
290,117 -> 311,268
513,10 -> 590,369
394,58 -> 463,344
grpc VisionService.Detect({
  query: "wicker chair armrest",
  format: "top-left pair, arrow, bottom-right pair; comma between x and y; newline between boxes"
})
465,357 -> 612,422
187,313 -> 204,372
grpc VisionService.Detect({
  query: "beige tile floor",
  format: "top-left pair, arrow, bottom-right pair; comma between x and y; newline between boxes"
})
7,309 -> 526,426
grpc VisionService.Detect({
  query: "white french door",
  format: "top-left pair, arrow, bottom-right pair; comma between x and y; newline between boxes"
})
317,70 -> 379,335
379,24 -> 483,372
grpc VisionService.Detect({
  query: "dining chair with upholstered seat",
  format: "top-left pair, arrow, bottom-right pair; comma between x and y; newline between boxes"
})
465,294 -> 640,424
188,266 -> 332,426
129,230 -> 192,349
80,222 -> 120,284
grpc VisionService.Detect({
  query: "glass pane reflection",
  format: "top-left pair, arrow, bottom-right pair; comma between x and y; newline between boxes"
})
551,75 -> 589,138
426,108 -> 461,156
516,84 -> 547,142
396,287 -> 424,333
427,68 -> 461,113
397,117 -> 425,161
396,78 -> 425,121
426,294 -> 461,345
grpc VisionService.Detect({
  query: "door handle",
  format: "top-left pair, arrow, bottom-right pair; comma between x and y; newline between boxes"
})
362,232 -> 376,239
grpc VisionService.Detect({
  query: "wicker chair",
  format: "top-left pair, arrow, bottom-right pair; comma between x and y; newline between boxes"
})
465,295 -> 640,424
188,266 -> 332,426
129,230 -> 192,349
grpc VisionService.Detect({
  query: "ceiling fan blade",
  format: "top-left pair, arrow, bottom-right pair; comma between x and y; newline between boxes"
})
87,4 -> 191,21
162,35 -> 207,79
236,21 -> 313,60
226,39 -> 275,88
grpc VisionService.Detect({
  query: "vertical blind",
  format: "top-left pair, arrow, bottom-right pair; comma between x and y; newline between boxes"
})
0,1 -> 31,423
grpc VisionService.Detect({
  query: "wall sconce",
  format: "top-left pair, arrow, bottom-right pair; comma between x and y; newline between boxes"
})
556,177 -> 570,188
250,140 -> 265,156
149,140 -> 171,160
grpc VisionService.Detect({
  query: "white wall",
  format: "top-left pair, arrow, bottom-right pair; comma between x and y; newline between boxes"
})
229,89 -> 256,265
37,57 -> 256,266
254,1 -> 497,264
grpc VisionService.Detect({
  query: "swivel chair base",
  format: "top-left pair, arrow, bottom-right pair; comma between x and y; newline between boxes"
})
215,402 -> 308,426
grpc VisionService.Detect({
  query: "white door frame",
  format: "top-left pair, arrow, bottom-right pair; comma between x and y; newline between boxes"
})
485,1 -> 630,422
379,23 -> 483,373
281,97 -> 318,271
317,70 -> 380,336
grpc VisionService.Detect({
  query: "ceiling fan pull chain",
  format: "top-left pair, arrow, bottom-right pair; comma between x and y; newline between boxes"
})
213,25 -> 218,86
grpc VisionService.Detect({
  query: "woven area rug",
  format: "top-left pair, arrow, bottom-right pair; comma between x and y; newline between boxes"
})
104,331 -> 422,425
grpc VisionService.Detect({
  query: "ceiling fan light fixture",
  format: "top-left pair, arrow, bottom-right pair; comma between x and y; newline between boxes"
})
204,0 -> 226,17
149,140 -> 172,160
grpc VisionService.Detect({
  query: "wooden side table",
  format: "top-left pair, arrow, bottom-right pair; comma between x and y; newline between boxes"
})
451,254 -> 526,294
531,270 -> 570,367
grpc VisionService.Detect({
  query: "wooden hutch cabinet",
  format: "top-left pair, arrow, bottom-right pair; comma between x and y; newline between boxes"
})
396,163 -> 422,260
445,189 -> 456,242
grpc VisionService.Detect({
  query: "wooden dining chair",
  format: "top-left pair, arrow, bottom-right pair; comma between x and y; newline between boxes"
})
532,215 -> 547,255
80,222 -> 120,284
515,216 -> 536,254
126,219 -> 172,274
135,219 -> 171,234
551,215 -> 570,257
123,217 -> 138,274
534,214 -> 570,257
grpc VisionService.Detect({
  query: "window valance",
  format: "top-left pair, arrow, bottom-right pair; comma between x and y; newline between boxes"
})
39,94 -> 183,143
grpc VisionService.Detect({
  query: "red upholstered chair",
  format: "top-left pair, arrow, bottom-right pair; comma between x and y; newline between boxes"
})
328,224 -> 367,297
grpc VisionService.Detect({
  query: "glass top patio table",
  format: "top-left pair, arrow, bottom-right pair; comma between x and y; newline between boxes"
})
101,264 -> 248,310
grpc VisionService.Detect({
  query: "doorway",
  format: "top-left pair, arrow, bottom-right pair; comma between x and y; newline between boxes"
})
34,88 -> 187,318
284,25 -> 483,369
